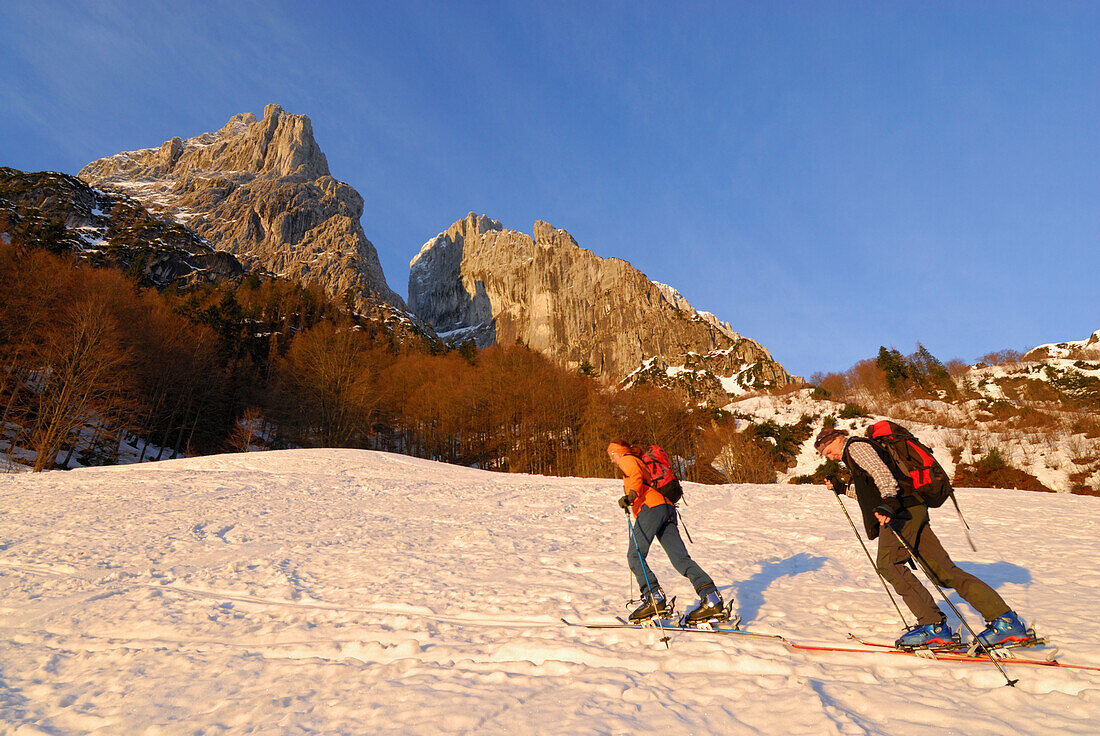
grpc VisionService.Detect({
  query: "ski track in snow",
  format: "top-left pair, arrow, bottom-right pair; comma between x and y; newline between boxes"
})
0,448 -> 1097,735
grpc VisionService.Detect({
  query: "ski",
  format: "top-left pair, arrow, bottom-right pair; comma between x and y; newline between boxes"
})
789,634 -> 1100,672
560,616 -> 787,642
561,619 -> 1100,672
667,624 -> 789,643
847,633 -> 1050,656
621,616 -> 789,642
560,617 -> 678,630
781,632 -> 1100,672
842,633 -> 1100,670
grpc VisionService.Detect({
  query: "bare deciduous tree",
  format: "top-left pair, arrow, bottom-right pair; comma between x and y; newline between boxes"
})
29,297 -> 128,471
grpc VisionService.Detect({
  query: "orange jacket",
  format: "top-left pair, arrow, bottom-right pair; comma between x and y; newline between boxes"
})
614,453 -> 669,516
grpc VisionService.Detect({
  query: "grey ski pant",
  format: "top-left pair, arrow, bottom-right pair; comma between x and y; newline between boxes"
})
877,505 -> 1010,626
628,504 -> 715,597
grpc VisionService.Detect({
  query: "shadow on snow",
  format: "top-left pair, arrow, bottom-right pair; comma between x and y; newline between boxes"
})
729,552 -> 828,625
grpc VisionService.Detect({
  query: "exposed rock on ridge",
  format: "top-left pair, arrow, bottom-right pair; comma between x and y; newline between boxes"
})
1024,330 -> 1100,361
0,167 -> 244,287
78,104 -> 406,313
409,212 -> 799,392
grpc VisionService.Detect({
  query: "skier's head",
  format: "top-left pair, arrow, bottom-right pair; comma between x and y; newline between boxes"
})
814,428 -> 848,460
607,440 -> 631,463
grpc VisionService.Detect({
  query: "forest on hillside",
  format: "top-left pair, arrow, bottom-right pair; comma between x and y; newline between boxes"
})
3,228 -> 1097,494
0,242 -> 805,481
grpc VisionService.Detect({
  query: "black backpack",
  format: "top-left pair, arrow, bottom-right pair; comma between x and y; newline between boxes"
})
865,420 -> 952,507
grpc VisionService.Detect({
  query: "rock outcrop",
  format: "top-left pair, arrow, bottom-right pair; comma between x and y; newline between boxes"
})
409,212 -> 799,393
1024,330 -> 1100,361
0,167 -> 244,287
78,105 -> 405,312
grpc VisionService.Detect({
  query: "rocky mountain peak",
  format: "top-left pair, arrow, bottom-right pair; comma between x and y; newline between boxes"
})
247,104 -> 330,180
157,137 -> 184,170
436,212 -> 503,247
80,105 -> 330,183
407,213 -> 799,394
532,220 -> 577,249
78,105 -> 405,312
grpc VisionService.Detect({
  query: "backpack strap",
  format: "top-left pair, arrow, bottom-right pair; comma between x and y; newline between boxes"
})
844,437 -> 914,502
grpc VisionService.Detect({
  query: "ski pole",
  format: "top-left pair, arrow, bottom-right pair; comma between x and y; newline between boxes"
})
625,507 -> 636,604
833,493 -> 910,629
626,511 -> 671,648
948,491 -> 977,552
886,525 -> 1018,687
629,557 -> 634,604
672,504 -> 693,544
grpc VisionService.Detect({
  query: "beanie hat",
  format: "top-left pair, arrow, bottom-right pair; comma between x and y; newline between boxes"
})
814,427 -> 849,450
607,441 -> 631,456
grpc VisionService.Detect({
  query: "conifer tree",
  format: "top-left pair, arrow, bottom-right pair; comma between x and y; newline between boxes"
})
876,346 -> 911,395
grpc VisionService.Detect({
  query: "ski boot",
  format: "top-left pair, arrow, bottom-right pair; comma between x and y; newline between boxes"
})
629,587 -> 672,622
895,619 -> 959,650
972,611 -> 1030,650
684,587 -> 726,625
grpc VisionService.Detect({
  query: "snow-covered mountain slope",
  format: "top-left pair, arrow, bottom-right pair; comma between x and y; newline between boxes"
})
965,330 -> 1100,407
732,387 -> 1100,493
1025,330 -> 1100,361
726,330 -> 1100,493
2,450 -> 1097,734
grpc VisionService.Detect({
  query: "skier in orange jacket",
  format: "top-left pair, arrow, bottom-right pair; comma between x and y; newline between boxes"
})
607,439 -> 725,623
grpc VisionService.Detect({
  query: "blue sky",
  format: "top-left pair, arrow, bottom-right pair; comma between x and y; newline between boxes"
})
2,1 -> 1097,377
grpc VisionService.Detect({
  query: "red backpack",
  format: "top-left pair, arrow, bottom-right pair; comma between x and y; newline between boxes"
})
865,420 -> 975,549
641,445 -> 683,503
865,420 -> 952,507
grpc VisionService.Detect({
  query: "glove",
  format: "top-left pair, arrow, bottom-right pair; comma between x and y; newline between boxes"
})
825,475 -> 847,495
874,496 -> 905,520
618,491 -> 637,510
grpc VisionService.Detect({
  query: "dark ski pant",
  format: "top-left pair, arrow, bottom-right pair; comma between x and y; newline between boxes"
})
877,505 -> 1010,626
628,504 -> 715,597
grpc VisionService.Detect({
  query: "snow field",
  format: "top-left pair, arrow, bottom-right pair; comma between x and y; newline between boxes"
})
1,449 -> 1098,735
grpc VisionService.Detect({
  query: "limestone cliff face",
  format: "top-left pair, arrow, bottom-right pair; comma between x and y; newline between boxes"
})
409,212 -> 799,392
78,105 -> 405,312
